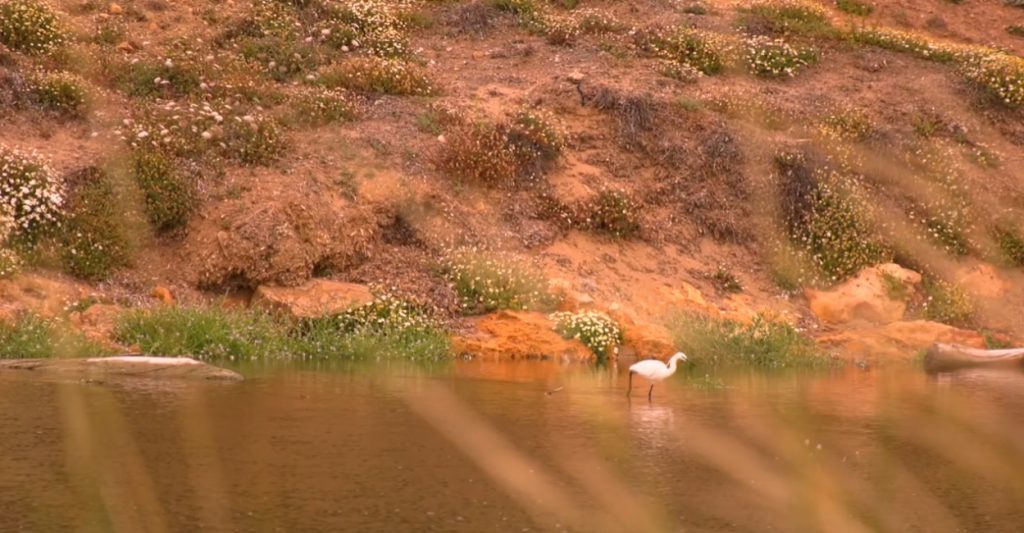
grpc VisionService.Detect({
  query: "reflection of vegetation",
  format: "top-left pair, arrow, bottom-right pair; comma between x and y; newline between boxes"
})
668,312 -> 826,368
0,314 -> 110,359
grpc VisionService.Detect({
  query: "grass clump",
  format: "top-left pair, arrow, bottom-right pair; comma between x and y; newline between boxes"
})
550,310 -> 622,362
668,312 -> 824,368
316,0 -> 412,58
131,151 -> 197,232
27,70 -> 88,117
956,52 -> 1024,108
836,0 -> 873,16
882,271 -> 909,300
820,107 -> 874,141
635,27 -> 737,75
847,28 -> 956,62
114,56 -> 204,99
745,0 -> 832,35
442,248 -> 554,314
0,313 -> 110,359
319,57 -> 437,95
585,189 -> 641,238
776,152 -> 887,283
59,167 -> 131,280
921,278 -> 973,326
435,107 -> 564,186
297,293 -> 450,360
0,0 -> 67,55
709,265 -> 743,293
0,146 -> 65,247
743,35 -> 817,78
114,306 -> 291,362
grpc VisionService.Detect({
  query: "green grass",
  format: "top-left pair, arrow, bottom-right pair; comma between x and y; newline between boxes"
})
746,0 -> 833,36
115,296 -> 451,362
586,189 -> 642,238
921,278 -> 973,326
319,57 -> 437,96
881,272 -> 909,301
0,314 -> 111,359
993,225 -> 1024,267
668,312 -> 827,369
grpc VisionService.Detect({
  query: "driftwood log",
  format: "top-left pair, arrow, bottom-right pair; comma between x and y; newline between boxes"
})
0,356 -> 244,381
923,343 -> 1024,373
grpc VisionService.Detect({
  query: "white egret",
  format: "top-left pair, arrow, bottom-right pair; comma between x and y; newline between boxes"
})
627,352 -> 688,401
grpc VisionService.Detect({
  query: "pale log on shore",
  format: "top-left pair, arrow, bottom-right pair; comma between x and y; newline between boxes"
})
923,343 -> 1024,373
0,356 -> 244,381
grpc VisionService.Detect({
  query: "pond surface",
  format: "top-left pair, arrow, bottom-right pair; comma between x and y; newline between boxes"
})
2,359 -> 1023,532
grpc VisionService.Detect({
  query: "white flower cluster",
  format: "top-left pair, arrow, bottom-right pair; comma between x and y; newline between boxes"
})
291,85 -> 357,124
743,35 -> 814,78
635,27 -> 738,75
0,146 -> 64,244
0,0 -> 66,54
330,292 -> 440,337
317,0 -> 412,57
0,205 -> 20,278
118,100 -> 283,164
550,310 -> 622,360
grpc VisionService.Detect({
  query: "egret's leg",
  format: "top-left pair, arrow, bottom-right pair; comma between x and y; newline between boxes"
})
648,384 -> 654,401
627,371 -> 634,397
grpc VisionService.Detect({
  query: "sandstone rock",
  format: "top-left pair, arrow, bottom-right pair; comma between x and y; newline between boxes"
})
452,311 -> 593,361
109,3 -> 123,14
116,41 -> 135,53
806,263 -> 921,326
152,286 -> 174,304
621,320 -> 677,359
0,357 -> 243,381
251,279 -> 374,319
818,320 -> 985,363
0,274 -> 94,321
68,303 -> 123,342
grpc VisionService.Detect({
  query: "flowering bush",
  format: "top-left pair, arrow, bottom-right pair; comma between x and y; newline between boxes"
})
442,248 -> 553,314
669,311 -> 823,368
121,100 -> 285,165
743,35 -> 816,77
132,151 -> 197,232
115,55 -> 205,98
290,85 -> 357,125
0,0 -> 67,54
317,0 -> 412,58
508,107 -> 566,160
635,27 -> 737,75
319,57 -> 437,95
0,206 -> 20,278
27,70 -> 88,117
836,0 -> 873,16
994,225 -> 1024,267
848,28 -> 956,62
956,52 -> 1024,108
0,146 -> 64,246
59,167 -> 131,280
921,278 -> 973,326
550,310 -> 622,361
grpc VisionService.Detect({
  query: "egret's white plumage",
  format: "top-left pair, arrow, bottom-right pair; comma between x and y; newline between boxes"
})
627,352 -> 688,400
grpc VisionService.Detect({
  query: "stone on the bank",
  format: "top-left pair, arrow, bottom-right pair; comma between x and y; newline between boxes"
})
250,280 -> 374,319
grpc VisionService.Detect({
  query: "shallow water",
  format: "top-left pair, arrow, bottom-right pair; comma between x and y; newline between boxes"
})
2,360 -> 1023,532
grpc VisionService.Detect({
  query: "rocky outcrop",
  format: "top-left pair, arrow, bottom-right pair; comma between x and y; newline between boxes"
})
250,280 -> 374,319
0,356 -> 243,381
806,264 -> 921,326
818,320 -> 986,363
453,311 -> 593,361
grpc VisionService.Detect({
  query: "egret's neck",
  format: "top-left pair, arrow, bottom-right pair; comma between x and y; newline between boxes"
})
667,357 -> 680,374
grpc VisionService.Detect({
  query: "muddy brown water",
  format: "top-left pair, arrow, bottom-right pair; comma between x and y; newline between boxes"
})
2,360 -> 1023,532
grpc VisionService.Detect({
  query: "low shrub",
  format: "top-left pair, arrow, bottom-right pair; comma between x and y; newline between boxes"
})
238,37 -> 321,81
114,306 -> 292,361
585,189 -> 641,238
668,312 -> 825,368
131,151 -> 197,232
319,57 -> 437,95
746,0 -> 832,35
820,107 -> 874,141
316,0 -> 412,58
1009,25 -> 1024,38
0,206 -> 20,278
27,70 -> 88,117
993,225 -> 1024,267
743,35 -> 817,77
59,167 -> 131,280
442,248 -> 554,314
0,146 -> 65,247
776,151 -> 888,283
836,0 -> 873,16
0,0 -> 67,55
115,56 -> 204,99
709,265 -> 743,293
847,28 -> 956,62
0,313 -> 110,359
435,108 -> 564,185
956,52 -> 1024,108
550,310 -> 622,361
